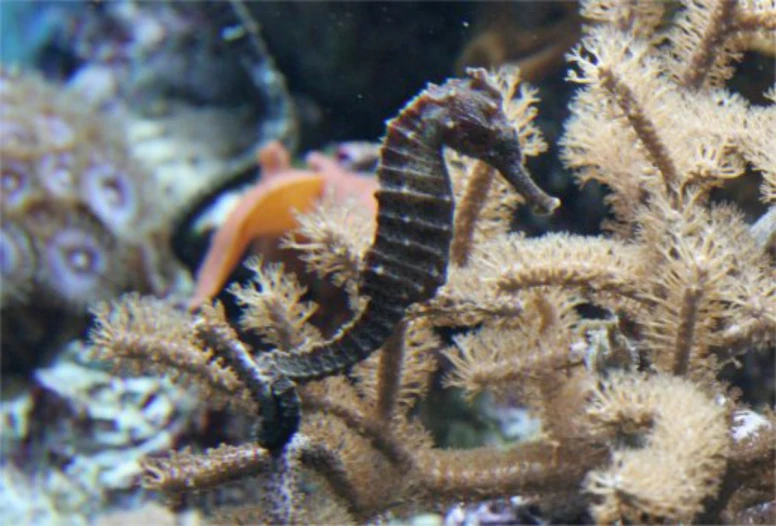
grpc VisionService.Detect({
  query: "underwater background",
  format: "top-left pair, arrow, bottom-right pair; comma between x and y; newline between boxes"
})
1,1 -> 774,524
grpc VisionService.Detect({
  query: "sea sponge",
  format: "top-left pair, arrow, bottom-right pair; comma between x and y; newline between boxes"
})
0,69 -> 182,361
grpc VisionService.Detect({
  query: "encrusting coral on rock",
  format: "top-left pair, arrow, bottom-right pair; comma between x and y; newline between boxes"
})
0,345 -> 200,525
0,70 -> 184,300
88,1 -> 774,524
0,69 -> 185,368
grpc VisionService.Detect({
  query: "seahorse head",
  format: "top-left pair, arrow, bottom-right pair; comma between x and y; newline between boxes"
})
432,69 -> 560,215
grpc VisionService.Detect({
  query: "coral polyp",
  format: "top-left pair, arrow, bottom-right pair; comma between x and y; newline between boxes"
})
81,159 -> 139,235
38,151 -> 78,199
0,224 -> 36,306
32,113 -> 76,149
1,159 -> 36,209
31,209 -> 119,306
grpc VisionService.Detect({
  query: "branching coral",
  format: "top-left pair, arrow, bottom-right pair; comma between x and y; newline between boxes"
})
584,373 -> 729,523
89,1 -> 775,523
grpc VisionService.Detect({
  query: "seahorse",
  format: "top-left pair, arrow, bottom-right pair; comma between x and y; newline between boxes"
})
255,69 -> 559,450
